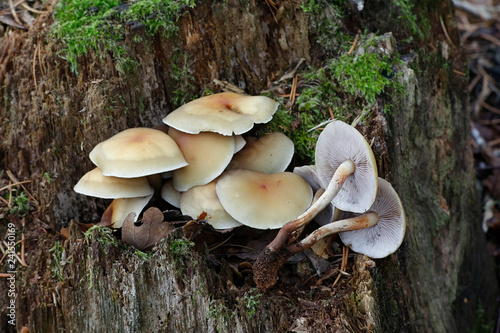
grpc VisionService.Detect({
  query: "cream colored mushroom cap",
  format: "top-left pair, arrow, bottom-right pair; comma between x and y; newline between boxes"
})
339,178 -> 406,259
227,132 -> 294,174
160,180 -> 181,208
74,167 -> 154,199
101,194 -> 153,229
168,128 -> 235,191
180,181 -> 242,229
162,92 -> 279,135
233,135 -> 247,153
90,128 -> 188,178
316,120 -> 378,213
216,169 -> 313,229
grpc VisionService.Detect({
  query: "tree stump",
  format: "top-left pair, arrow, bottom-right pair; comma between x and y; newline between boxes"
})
0,0 -> 496,332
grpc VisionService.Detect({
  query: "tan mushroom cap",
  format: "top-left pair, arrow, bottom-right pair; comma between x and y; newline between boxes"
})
315,120 -> 378,213
74,167 -> 154,199
90,127 -> 188,178
338,178 -> 406,258
100,194 -> 153,228
216,169 -> 313,229
162,92 -> 279,135
168,127 -> 235,191
180,181 -> 242,229
227,132 -> 294,174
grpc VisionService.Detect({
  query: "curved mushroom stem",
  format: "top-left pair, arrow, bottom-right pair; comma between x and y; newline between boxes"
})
253,212 -> 379,291
267,159 -> 356,252
288,212 -> 378,255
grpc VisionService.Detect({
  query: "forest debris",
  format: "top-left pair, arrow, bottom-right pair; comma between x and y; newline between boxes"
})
348,34 -> 359,55
122,207 -> 175,251
6,170 -> 37,207
454,0 -> 500,20
264,0 -> 278,24
332,246 -> 349,288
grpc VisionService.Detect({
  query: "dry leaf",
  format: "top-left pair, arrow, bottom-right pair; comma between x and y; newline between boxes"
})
122,207 -> 175,251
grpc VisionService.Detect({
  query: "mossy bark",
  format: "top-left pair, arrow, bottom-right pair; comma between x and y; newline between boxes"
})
0,0 -> 497,332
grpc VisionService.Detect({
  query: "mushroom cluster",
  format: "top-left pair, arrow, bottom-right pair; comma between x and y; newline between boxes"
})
75,92 -> 313,231
74,92 -> 406,292
253,120 -> 406,290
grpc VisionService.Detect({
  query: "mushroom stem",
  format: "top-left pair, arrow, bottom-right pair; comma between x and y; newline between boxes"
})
288,212 -> 379,255
267,159 -> 356,252
253,212 -> 378,291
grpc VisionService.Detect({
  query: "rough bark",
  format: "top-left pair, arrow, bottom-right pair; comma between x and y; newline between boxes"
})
0,0 -> 497,332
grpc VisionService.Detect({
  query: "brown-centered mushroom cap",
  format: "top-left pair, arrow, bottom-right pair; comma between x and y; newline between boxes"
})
216,169 -> 313,229
227,132 -> 294,174
162,92 -> 278,135
315,120 -> 378,213
180,181 -> 242,229
89,127 -> 187,178
168,127 -> 235,191
338,178 -> 406,258
74,167 -> 154,199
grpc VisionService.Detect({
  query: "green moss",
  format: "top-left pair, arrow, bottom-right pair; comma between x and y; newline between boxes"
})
470,302 -> 493,333
51,0 -> 195,75
208,299 -> 233,331
169,51 -> 197,108
49,241 -> 72,281
4,189 -> 31,217
263,34 -> 404,164
84,225 -> 118,254
300,0 -> 347,54
242,289 -> 261,318
392,0 -> 427,42
169,237 -> 194,258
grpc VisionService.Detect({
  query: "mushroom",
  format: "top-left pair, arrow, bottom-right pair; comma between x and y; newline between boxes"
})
253,178 -> 405,290
89,127 -> 188,178
160,180 -> 181,208
337,178 -> 406,258
263,120 -> 378,251
100,194 -> 154,229
168,127 -> 235,191
293,165 -> 335,226
74,167 -> 154,199
216,169 -> 313,229
253,120 -> 380,289
180,180 -> 242,230
234,135 -> 247,153
227,132 -> 294,174
162,92 -> 279,136
315,120 -> 378,213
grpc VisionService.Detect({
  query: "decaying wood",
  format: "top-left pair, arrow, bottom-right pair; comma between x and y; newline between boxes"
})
0,0 -> 497,332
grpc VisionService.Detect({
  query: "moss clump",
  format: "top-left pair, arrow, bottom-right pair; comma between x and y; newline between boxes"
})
51,0 -> 195,75
84,225 -> 118,254
392,0 -> 426,42
263,34 -> 404,164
